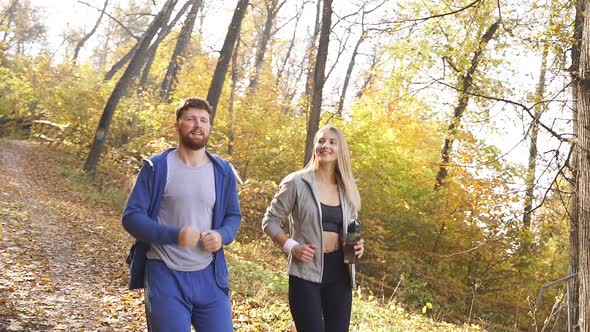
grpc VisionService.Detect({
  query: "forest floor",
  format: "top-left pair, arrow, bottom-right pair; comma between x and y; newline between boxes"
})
0,140 -> 145,331
0,139 -> 478,331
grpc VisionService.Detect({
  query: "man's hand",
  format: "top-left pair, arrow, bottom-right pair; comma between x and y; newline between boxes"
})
201,230 -> 222,252
178,226 -> 200,247
291,244 -> 317,263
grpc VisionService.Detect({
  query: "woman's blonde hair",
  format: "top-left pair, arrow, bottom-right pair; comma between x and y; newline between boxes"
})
304,124 -> 361,212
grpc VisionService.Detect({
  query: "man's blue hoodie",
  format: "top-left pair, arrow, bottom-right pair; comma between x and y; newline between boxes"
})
122,148 -> 241,292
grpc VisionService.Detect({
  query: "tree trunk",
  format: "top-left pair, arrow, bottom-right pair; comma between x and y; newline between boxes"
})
303,0 -> 332,166
84,0 -> 179,174
99,5 -> 154,80
356,50 -> 378,99
302,0 -> 322,114
248,0 -> 284,91
104,43 -> 138,81
97,18 -> 113,70
138,0 -> 192,89
275,1 -> 305,88
138,47 -> 157,89
282,45 -> 309,111
434,20 -> 500,189
207,0 -> 250,126
160,0 -> 203,101
576,0 -> 590,329
73,0 -> 108,64
522,40 -> 549,228
569,1 -> 584,329
227,24 -> 242,155
278,3 -> 308,111
570,112 -> 580,332
337,32 -> 365,116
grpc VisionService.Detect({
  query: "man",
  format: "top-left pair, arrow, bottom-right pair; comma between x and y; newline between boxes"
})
122,97 -> 241,331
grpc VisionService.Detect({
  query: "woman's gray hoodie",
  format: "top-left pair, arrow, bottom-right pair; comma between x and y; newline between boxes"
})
262,169 -> 358,287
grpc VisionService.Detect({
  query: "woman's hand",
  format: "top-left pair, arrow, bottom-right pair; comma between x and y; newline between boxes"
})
291,244 -> 317,262
354,239 -> 365,258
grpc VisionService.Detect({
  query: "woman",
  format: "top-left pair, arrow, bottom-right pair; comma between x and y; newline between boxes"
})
262,124 -> 364,332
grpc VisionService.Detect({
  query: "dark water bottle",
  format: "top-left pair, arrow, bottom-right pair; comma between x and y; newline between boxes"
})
343,219 -> 361,264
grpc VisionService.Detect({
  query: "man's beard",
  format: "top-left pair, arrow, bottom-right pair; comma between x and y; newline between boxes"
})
179,131 -> 209,151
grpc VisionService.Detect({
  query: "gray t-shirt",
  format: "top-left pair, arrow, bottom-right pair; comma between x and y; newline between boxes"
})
146,150 -> 216,271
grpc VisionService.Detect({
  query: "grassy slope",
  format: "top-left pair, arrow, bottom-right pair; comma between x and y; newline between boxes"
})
225,242 -> 480,332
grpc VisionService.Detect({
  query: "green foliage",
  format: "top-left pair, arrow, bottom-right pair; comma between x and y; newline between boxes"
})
225,100 -> 306,180
236,178 -> 278,242
0,0 -> 46,55
47,143 -> 132,212
0,64 -> 35,120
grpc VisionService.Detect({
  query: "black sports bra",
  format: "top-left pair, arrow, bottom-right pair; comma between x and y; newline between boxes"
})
321,203 -> 343,233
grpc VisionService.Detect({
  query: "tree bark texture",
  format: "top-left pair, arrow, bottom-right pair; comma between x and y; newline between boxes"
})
570,99 -> 580,332
569,1 -> 585,330
576,0 -> 590,329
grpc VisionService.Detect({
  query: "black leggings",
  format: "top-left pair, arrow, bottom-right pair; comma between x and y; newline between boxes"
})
288,249 -> 352,332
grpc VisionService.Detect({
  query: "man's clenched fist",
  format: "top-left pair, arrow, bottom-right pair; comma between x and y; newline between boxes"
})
201,230 -> 222,252
178,226 -> 200,247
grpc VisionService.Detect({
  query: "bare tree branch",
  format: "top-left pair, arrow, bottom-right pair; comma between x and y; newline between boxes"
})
434,77 -> 572,143
529,143 -> 573,214
324,23 -> 352,81
77,0 -> 141,41
392,0 -> 483,24
275,0 -> 306,86
73,0 -> 109,63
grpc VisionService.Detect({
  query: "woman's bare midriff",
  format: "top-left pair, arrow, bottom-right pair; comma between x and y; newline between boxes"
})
323,231 -> 341,253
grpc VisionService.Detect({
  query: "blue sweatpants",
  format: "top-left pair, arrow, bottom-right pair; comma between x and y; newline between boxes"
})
144,260 -> 233,332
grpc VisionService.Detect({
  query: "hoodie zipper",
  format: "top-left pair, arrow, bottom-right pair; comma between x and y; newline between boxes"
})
307,176 -> 324,283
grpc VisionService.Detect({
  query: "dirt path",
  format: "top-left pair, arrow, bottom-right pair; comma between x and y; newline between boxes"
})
0,140 -> 144,331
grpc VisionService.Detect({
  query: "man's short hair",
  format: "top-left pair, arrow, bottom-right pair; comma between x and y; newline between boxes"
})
175,97 -> 213,121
